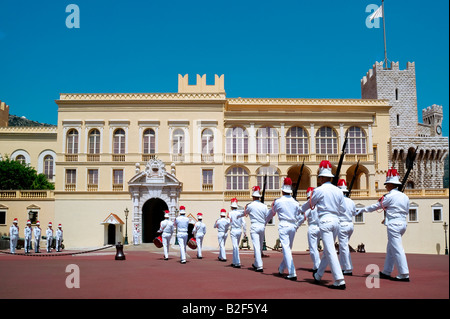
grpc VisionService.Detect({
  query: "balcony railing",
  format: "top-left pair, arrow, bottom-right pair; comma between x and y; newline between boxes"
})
202,183 -> 213,191
0,190 -> 54,199
65,154 -> 78,162
87,154 -> 100,162
87,184 -> 98,192
112,154 -> 125,162
113,184 -> 124,191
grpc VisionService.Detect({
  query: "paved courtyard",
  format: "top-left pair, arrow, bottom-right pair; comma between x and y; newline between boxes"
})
0,244 -> 448,300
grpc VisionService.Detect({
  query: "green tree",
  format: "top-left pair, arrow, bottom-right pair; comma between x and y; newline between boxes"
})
0,155 -> 54,190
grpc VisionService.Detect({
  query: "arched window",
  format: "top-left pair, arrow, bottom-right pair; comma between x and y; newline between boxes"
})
201,129 -> 214,155
172,129 -> 185,155
143,128 -> 156,154
15,155 -> 26,165
346,127 -> 367,154
44,155 -> 54,179
226,166 -> 249,190
66,129 -> 79,154
286,126 -> 308,154
256,126 -> 279,154
257,166 -> 280,190
316,127 -> 337,154
113,129 -> 126,154
226,127 -> 248,154
88,129 -> 101,154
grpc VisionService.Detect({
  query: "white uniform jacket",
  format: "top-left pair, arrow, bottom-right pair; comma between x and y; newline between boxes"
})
159,220 -> 174,235
357,188 -> 409,225
270,195 -> 303,226
244,200 -> 269,227
214,218 -> 230,233
174,216 -> 190,234
300,182 -> 346,218
193,221 -> 206,237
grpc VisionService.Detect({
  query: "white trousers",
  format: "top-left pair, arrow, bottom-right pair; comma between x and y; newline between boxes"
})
24,236 -> 32,253
278,223 -> 297,277
56,238 -> 62,252
316,215 -> 344,283
46,237 -> 52,252
338,222 -> 354,272
250,223 -> 265,269
230,228 -> 242,265
10,236 -> 18,254
177,232 -> 188,262
383,222 -> 409,277
34,238 -> 41,253
133,235 -> 139,245
162,233 -> 172,259
217,231 -> 228,260
195,234 -> 204,258
307,225 -> 321,270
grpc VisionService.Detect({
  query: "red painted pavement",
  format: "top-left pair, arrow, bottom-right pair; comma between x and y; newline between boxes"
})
0,247 -> 448,299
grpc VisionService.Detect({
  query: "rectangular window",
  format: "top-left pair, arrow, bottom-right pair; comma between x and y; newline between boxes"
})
0,211 -> 6,225
66,169 -> 77,184
88,169 -> 99,185
408,208 -> 418,222
433,208 -> 442,222
202,169 -> 213,185
113,169 -> 123,185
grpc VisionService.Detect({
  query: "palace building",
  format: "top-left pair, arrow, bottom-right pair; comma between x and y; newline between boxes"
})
0,61 -> 448,254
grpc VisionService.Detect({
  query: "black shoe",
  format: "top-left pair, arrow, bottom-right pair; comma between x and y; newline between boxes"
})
181,260 -> 186,264
252,263 -> 257,269
164,257 -> 168,260
255,268 -> 263,272
197,256 -> 202,259
285,276 -> 297,281
312,272 -> 321,284
379,271 -> 393,280
343,272 -> 353,276
328,284 -> 346,290
392,277 -> 410,282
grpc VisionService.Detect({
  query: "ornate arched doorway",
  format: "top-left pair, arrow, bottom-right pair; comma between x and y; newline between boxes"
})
128,159 -> 182,245
142,198 -> 168,243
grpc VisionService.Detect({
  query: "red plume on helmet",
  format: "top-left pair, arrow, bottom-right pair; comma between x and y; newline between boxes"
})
284,177 -> 292,185
319,160 -> 332,169
385,167 -> 402,185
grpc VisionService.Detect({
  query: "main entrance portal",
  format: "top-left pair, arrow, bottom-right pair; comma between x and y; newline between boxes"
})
128,158 -> 182,245
142,198 -> 168,243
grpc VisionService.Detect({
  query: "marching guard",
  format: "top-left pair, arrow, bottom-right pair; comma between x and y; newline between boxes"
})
157,210 -> 174,260
337,179 -> 357,276
269,177 -> 303,281
214,209 -> 230,262
304,187 -> 321,272
356,168 -> 410,282
192,213 -> 206,259
9,218 -> 19,254
24,220 -> 32,254
34,221 -> 42,253
46,222 -> 53,253
300,160 -> 347,289
55,224 -> 63,252
244,186 -> 269,272
174,206 -> 189,264
228,198 -> 246,268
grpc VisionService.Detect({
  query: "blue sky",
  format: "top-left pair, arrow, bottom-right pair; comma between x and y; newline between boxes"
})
0,0 -> 448,136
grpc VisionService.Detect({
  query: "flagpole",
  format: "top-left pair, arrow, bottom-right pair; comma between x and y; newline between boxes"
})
382,0 -> 388,69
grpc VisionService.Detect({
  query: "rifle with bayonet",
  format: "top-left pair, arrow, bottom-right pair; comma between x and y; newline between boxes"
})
292,159 -> 305,200
332,133 -> 348,186
347,160 -> 360,198
399,146 -> 419,193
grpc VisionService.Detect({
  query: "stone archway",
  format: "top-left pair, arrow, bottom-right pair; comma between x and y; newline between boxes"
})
141,198 -> 168,243
128,159 -> 182,244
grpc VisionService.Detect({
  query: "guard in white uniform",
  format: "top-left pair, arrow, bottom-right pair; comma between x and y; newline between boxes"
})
9,218 -> 19,254
174,206 -> 190,264
244,186 -> 269,272
214,209 -> 231,262
337,179 -> 357,275
133,225 -> 140,245
356,168 -> 410,282
300,160 -> 347,289
228,198 -> 246,268
34,221 -> 42,253
46,222 -> 53,253
192,213 -> 206,259
304,187 -> 321,272
157,211 -> 174,260
268,177 -> 303,280
56,224 -> 63,252
24,220 -> 32,254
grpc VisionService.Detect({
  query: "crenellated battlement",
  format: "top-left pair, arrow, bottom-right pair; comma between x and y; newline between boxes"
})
422,104 -> 443,117
361,61 -> 415,85
178,74 -> 225,94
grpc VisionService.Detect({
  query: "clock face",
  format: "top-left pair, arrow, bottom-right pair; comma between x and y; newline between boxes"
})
436,125 -> 442,135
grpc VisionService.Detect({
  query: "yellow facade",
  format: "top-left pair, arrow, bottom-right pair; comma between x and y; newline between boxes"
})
0,74 -> 448,254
